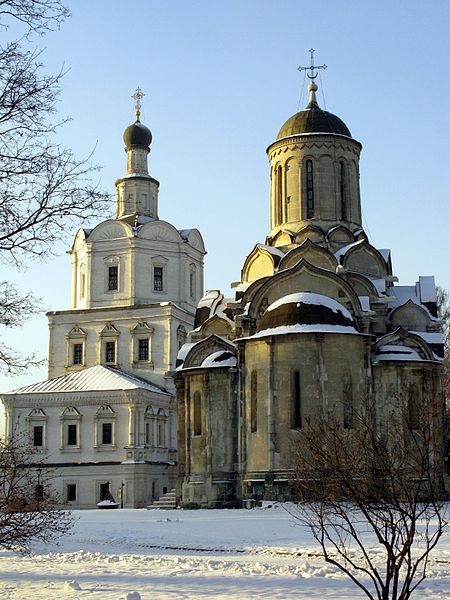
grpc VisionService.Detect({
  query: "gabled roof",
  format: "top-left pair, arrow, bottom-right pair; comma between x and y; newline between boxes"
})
4,365 -> 169,395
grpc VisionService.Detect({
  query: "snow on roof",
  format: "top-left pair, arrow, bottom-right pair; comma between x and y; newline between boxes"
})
266,292 -> 353,320
410,331 -> 444,345
387,286 -> 438,320
334,240 -> 364,262
177,342 -> 196,364
243,323 -> 360,340
178,229 -> 193,240
377,249 -> 390,262
197,290 -> 222,309
373,345 -> 424,362
4,365 -> 169,395
201,350 -> 236,368
235,282 -> 251,293
418,276 -> 436,303
358,296 -> 371,312
371,278 -> 386,295
257,244 -> 285,258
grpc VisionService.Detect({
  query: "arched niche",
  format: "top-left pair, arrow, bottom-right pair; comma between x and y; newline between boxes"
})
248,259 -> 362,323
271,230 -> 294,247
294,224 -> 325,246
279,239 -> 337,272
88,219 -> 133,242
373,328 -> 434,361
201,314 -> 234,340
326,225 -> 354,247
241,245 -> 279,283
346,272 -> 380,300
285,156 -> 300,223
341,240 -> 387,279
137,219 -> 182,242
389,300 -> 433,332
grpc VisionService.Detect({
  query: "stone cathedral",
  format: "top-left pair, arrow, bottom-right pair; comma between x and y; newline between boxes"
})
2,93 -> 206,508
1,68 -> 445,510
175,74 -> 444,507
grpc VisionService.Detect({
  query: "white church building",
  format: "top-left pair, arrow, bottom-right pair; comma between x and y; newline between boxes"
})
1,93 -> 206,508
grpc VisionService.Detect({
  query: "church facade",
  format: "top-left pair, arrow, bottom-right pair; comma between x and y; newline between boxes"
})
1,98 -> 205,508
175,78 -> 444,508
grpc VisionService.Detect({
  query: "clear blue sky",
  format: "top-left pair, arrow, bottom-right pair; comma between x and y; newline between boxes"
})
1,0 -> 449,404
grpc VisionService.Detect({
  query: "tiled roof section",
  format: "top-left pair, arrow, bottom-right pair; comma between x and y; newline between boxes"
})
5,365 -> 169,395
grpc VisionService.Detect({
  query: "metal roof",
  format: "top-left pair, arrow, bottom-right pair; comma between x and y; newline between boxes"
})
4,365 -> 169,395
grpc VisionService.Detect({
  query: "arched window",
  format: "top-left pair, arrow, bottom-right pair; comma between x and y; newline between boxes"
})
340,162 -> 346,220
276,166 -> 283,224
292,371 -> 302,428
250,370 -> 257,432
193,391 -> 202,436
306,160 -> 314,218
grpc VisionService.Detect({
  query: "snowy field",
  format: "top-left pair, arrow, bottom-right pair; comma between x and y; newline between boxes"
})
0,506 -> 449,600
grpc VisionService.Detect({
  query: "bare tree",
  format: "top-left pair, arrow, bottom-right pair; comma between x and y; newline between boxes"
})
0,433 -> 73,552
290,396 -> 448,600
0,1 -> 110,373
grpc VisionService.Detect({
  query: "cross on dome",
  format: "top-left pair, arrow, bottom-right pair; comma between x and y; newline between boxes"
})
297,48 -> 327,80
132,87 -> 145,122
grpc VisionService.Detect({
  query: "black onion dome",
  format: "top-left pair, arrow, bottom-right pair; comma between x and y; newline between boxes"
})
276,81 -> 351,140
256,292 -> 356,333
123,120 -> 152,148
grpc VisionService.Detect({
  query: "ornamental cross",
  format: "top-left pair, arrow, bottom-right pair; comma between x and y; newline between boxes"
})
297,48 -> 327,80
132,87 -> 145,120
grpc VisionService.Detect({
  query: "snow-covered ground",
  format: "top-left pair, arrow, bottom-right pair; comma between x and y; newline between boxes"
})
0,506 -> 449,599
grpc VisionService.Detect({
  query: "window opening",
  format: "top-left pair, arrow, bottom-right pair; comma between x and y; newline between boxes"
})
67,424 -> 77,446
340,162 -> 346,220
277,166 -> 283,224
145,422 -> 151,444
108,265 -> 118,291
250,371 -> 257,432
33,425 -> 43,447
343,379 -> 353,429
80,270 -> 86,299
105,341 -> 115,363
153,266 -> 163,291
293,371 -> 302,428
102,423 -> 112,444
306,160 -> 314,218
66,484 -> 76,502
73,343 -> 83,365
190,270 -> 195,297
138,338 -> 149,361
193,391 -> 202,436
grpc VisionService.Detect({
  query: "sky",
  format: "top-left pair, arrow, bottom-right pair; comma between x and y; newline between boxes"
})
0,0 -> 449,401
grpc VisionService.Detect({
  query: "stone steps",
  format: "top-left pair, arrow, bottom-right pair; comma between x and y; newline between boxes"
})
147,488 -> 177,509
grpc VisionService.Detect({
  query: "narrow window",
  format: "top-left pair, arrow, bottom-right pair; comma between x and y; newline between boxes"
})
35,484 -> 44,502
73,343 -> 83,365
190,270 -> 195,297
145,422 -> 151,444
102,423 -> 112,444
340,162 -> 346,220
277,165 -> 283,224
108,265 -> 118,291
66,484 -> 77,502
158,421 -> 165,445
250,370 -> 257,432
67,424 -> 77,446
193,391 -> 202,436
153,266 -> 163,291
105,341 -> 115,363
408,394 -> 420,430
343,379 -> 353,429
292,371 -> 302,428
138,338 -> 149,361
79,270 -> 86,299
33,425 -> 43,447
306,160 -> 314,218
